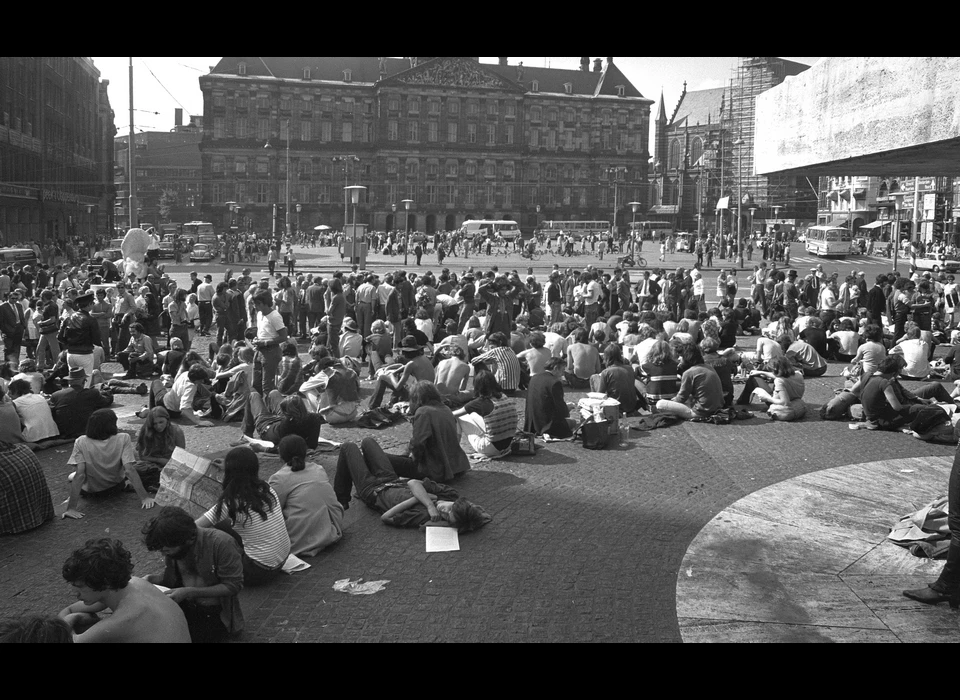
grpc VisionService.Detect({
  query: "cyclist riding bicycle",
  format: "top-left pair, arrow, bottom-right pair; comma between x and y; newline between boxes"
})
522,240 -> 537,259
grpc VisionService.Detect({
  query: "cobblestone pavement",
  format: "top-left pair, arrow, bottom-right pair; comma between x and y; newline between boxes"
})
0,243 -> 954,642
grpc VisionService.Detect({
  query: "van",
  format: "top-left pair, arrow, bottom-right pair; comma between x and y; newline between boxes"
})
0,248 -> 38,268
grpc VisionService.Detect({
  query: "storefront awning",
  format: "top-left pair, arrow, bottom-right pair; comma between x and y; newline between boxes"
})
859,220 -> 890,230
715,196 -> 730,210
827,218 -> 849,228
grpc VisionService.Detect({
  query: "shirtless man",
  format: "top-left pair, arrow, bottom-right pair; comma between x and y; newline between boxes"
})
58,538 -> 191,643
434,345 -> 470,396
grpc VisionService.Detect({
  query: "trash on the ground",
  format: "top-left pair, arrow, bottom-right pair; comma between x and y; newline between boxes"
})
685,567 -> 693,577
900,469 -> 916,473
333,578 -> 390,595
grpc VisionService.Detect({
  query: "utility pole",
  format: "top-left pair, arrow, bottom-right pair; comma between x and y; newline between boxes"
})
128,57 -> 137,229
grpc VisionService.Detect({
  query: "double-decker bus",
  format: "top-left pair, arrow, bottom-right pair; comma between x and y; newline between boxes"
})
628,221 -> 674,240
804,225 -> 854,257
538,220 -> 611,241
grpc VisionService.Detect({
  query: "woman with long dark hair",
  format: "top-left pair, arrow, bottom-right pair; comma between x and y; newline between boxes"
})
196,446 -> 290,585
267,435 -> 343,557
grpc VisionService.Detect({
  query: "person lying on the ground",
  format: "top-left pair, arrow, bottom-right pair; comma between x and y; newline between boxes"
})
142,505 -> 244,643
61,409 -> 156,520
58,537 -> 190,643
333,437 -> 491,531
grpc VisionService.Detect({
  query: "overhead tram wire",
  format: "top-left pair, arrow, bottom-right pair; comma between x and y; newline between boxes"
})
138,59 -> 190,113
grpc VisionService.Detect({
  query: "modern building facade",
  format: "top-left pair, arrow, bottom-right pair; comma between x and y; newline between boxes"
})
114,110 -> 203,231
0,57 -> 115,245
198,56 -> 653,235
653,57 -> 817,237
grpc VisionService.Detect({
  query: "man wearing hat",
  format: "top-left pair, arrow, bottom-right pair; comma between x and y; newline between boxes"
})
368,336 -> 434,410
49,367 -> 113,439
58,292 -> 101,388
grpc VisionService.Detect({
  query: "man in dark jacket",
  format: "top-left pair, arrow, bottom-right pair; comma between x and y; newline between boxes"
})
58,292 -> 101,388
524,358 -> 576,438
864,274 -> 888,327
0,290 -> 26,363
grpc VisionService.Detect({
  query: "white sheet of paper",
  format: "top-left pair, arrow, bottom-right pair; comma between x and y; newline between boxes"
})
425,526 -> 460,552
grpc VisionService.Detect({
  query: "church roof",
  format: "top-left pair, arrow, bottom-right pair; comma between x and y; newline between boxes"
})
670,87 -> 726,128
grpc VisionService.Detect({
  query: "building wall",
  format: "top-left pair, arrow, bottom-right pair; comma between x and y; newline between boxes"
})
0,57 -> 114,245
199,58 -> 652,235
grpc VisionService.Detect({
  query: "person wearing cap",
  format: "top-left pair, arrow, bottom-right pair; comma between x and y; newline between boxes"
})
49,366 -> 113,439
368,335 -> 435,410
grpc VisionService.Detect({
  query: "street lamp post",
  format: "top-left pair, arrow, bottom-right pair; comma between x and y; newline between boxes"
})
333,155 -> 360,232
893,192 -> 905,272
628,201 -> 641,256
604,166 -> 627,239
733,137 -> 744,269
296,203 -> 302,239
402,199 -> 413,266
345,185 -> 367,268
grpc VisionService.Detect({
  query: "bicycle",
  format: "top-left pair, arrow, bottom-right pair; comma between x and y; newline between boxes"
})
620,254 -> 647,268
521,249 -> 542,262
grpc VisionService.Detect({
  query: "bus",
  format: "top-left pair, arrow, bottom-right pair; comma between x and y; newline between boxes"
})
629,221 -> 674,240
804,225 -> 854,257
183,221 -> 219,254
460,219 -> 521,241
538,220 -> 611,241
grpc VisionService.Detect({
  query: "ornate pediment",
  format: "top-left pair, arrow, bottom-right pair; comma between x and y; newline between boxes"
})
384,57 -> 522,91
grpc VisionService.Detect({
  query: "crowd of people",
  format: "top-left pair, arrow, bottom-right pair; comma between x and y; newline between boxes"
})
9,237 -> 960,641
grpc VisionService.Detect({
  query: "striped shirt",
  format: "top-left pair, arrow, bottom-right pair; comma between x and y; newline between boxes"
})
640,360 -> 680,401
472,346 -> 522,391
201,486 -> 291,569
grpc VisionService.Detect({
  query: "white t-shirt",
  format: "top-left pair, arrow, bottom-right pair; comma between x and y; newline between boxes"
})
257,309 -> 286,342
13,394 -> 59,442
164,371 -> 198,413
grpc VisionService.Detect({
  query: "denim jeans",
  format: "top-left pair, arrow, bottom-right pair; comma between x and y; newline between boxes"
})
333,437 -> 417,506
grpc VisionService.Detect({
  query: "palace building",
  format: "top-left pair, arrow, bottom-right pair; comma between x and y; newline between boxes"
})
199,56 -> 653,235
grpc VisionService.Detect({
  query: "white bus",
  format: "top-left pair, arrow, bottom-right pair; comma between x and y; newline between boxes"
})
629,221 -> 674,240
183,221 -> 219,254
538,220 -> 611,241
460,219 -> 521,241
804,225 -> 854,257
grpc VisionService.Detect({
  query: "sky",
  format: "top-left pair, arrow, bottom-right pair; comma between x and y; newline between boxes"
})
91,56 -> 822,143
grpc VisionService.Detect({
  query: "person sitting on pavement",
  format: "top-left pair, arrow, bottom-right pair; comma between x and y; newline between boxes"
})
333,437 -> 491,531
471,331 -> 522,393
890,324 -> 932,380
517,331 -> 551,380
827,318 -> 861,362
524,357 -> 577,439
115,322 -> 156,379
434,344 -> 471,399
299,351 -> 360,425
8,378 -> 60,446
267,435 -> 344,558
195,446 -> 291,586
639,339 -> 680,404
135,407 -> 186,472
589,343 -> 641,415
242,387 -> 323,449
61,409 -> 156,520
49,367 -> 113,440
58,537 -> 191,643
364,319 -> 394,377
655,342 -> 725,421
368,335 -> 435,410
154,363 -> 219,426
452,370 -> 520,458
699,336 -> 737,409
337,317 -> 364,375
142,505 -> 244,643
0,439 -> 55,535
160,336 -> 186,377
275,341 -> 302,395
781,334 -> 828,377
736,355 -> 807,421
12,359 -> 44,395
858,354 -> 954,433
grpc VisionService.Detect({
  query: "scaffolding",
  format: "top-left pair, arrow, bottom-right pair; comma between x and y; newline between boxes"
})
721,57 -> 816,230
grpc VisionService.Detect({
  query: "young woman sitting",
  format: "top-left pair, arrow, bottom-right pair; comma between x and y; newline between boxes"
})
452,370 -> 520,458
195,446 -> 291,586
737,355 -> 807,421
136,407 -> 186,470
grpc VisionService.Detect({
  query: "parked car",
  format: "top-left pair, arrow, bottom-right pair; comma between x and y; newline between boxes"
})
94,248 -> 123,263
190,243 -> 215,263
